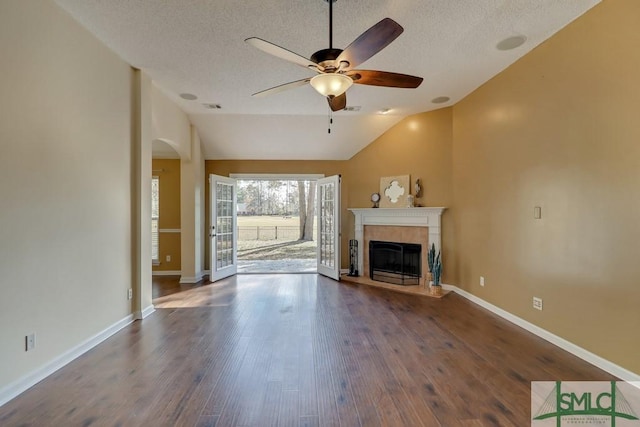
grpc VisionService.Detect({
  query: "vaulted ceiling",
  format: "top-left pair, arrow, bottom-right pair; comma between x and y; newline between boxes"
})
54,0 -> 599,160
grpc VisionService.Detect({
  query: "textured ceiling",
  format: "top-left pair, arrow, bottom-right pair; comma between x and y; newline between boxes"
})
53,0 -> 599,160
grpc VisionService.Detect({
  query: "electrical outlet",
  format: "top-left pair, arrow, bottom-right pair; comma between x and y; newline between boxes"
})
166,255 -> 171,262
480,276 -> 485,287
25,333 -> 36,351
533,297 -> 543,311
128,288 -> 133,300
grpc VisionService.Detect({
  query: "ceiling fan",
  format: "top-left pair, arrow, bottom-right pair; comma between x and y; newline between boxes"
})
245,0 -> 423,112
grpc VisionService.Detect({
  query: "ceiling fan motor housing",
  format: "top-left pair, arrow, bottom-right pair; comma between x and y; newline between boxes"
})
246,10 -> 421,111
311,48 -> 346,71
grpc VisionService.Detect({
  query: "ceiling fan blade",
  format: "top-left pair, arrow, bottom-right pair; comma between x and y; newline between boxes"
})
252,78 -> 311,97
336,18 -> 403,70
347,70 -> 423,88
327,93 -> 346,112
245,37 -> 321,71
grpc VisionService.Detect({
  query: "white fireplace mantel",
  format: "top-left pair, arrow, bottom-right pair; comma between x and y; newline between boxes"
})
348,207 -> 446,277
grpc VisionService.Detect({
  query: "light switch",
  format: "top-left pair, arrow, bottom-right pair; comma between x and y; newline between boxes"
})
534,206 -> 542,219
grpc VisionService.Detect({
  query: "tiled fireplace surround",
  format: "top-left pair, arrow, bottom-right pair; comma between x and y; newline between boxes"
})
349,208 -> 446,286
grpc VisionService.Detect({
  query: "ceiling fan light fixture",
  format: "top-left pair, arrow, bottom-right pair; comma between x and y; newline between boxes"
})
310,73 -> 353,98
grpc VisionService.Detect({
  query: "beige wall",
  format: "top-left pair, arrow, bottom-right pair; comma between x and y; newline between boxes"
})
451,0 -> 640,372
152,159 -> 181,272
206,160 -> 347,180
151,85 -> 192,161
150,85 -> 204,281
0,0 -> 136,388
132,70 -> 154,321
347,109 -> 455,283
181,128 -> 206,281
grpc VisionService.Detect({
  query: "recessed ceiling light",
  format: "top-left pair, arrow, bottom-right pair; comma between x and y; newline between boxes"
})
202,103 -> 222,109
343,106 -> 361,112
496,35 -> 527,51
431,96 -> 450,104
378,108 -> 391,115
180,93 -> 198,100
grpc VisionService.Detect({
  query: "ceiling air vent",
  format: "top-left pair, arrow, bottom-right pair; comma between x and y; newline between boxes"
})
343,106 -> 361,112
203,103 -> 222,110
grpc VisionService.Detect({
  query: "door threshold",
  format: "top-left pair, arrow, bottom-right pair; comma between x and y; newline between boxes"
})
237,271 -> 318,275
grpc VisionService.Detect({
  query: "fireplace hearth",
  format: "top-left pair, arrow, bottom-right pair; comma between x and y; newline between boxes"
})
369,240 -> 421,286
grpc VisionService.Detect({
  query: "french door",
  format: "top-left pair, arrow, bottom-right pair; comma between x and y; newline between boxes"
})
209,174 -> 237,282
316,175 -> 341,280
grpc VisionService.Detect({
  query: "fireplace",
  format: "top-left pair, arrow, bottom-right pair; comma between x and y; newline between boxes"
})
369,240 -> 421,286
349,207 -> 446,288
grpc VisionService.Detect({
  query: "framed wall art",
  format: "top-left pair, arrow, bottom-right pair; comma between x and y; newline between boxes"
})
379,175 -> 410,208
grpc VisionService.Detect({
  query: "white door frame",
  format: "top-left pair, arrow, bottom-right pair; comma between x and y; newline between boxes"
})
209,174 -> 238,282
229,173 -> 325,180
316,175 -> 341,281
230,174 -> 326,274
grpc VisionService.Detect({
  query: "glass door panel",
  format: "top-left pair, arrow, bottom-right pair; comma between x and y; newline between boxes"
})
210,175 -> 237,282
317,175 -> 340,280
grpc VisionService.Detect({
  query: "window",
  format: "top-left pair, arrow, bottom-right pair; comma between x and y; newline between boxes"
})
151,176 -> 159,264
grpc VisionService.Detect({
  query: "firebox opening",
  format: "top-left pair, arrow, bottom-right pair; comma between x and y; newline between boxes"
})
369,240 -> 421,286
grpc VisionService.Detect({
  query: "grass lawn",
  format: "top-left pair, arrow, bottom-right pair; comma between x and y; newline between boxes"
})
236,215 -> 317,261
237,239 -> 316,260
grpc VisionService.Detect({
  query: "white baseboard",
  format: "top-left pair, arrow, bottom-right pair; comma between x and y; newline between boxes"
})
152,270 -> 181,276
179,272 -> 205,284
0,313 -> 136,407
442,283 -> 640,383
135,304 -> 156,320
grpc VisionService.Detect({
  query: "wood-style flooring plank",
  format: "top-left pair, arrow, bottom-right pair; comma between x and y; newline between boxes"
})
253,381 -> 282,427
0,274 -> 616,426
278,389 -> 299,427
315,284 -> 363,426
346,290 -> 441,426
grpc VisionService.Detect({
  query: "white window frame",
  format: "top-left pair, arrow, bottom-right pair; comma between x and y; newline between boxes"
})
151,176 -> 160,265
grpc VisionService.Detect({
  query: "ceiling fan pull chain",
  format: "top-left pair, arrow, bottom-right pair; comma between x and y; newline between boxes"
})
328,105 -> 333,134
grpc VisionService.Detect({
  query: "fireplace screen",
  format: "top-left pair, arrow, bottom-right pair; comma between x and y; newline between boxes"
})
369,240 -> 421,286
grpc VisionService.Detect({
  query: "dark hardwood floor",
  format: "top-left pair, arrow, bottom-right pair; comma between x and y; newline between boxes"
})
152,275 -> 205,299
0,274 -> 614,426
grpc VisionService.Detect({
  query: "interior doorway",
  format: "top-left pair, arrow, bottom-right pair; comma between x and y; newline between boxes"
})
234,176 -> 319,273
